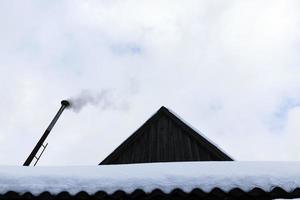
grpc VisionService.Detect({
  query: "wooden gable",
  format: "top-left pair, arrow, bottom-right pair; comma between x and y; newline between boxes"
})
100,106 -> 233,164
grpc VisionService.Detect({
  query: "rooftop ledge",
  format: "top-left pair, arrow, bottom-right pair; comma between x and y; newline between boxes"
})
0,161 -> 300,196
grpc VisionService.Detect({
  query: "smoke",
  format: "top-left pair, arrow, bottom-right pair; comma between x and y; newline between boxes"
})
67,90 -> 118,112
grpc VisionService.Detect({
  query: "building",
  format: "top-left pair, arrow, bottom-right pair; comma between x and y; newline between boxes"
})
1,106 -> 300,200
100,106 -> 233,165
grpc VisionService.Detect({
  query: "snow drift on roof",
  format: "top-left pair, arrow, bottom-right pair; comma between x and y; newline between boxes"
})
0,162 -> 300,195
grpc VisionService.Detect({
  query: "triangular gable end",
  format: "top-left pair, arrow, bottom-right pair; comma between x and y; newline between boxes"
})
100,106 -> 233,164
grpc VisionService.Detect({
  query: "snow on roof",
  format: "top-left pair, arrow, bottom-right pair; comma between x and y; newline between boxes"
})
165,107 -> 233,159
1,162 -> 300,196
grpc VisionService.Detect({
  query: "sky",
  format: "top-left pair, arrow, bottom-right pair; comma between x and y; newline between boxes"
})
0,0 -> 300,165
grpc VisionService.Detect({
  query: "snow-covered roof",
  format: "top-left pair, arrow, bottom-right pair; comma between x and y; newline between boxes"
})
1,161 -> 300,198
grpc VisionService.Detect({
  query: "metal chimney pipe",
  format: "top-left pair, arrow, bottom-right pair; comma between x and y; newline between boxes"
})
23,100 -> 70,166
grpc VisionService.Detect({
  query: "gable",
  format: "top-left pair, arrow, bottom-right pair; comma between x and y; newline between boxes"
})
100,106 -> 233,164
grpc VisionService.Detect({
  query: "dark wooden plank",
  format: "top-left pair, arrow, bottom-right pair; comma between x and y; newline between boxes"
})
185,133 -> 193,161
191,139 -> 200,160
175,124 -> 185,161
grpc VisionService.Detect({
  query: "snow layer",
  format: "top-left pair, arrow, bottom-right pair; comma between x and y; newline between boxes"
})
166,107 -> 233,159
0,162 -> 300,195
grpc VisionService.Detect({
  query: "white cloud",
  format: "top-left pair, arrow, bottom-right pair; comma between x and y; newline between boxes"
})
0,0 -> 300,165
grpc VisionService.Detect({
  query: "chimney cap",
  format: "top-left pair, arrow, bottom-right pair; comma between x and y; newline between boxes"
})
61,100 -> 70,107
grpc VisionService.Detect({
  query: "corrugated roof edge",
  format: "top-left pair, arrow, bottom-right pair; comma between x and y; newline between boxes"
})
1,187 -> 300,199
2,162 -> 300,199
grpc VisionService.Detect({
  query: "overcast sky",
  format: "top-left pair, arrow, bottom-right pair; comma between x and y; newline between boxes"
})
1,0 -> 300,165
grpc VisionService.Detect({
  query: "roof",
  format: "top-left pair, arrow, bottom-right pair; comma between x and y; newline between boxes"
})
1,162 -> 300,199
100,106 -> 233,164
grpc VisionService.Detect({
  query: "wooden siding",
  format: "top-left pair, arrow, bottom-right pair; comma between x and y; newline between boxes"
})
100,106 -> 233,164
